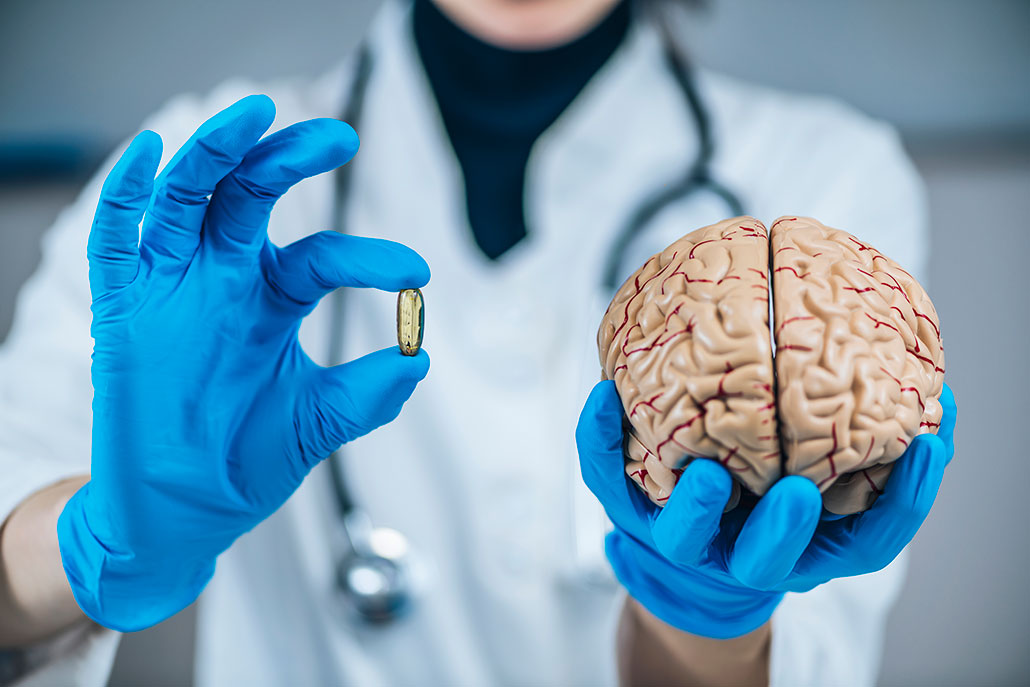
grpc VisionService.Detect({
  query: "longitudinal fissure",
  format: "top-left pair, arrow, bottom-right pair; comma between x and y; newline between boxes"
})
600,215 -> 944,516
765,225 -> 789,481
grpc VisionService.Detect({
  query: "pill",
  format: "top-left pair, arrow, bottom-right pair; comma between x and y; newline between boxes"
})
397,289 -> 424,356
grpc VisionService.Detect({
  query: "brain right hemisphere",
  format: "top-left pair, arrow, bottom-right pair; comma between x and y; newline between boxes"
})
597,216 -> 945,515
771,217 -> 944,512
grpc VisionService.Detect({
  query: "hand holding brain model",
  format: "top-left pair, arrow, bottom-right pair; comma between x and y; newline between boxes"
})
577,216 -> 955,638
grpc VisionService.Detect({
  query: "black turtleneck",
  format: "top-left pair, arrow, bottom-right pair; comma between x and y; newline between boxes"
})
413,0 -> 631,260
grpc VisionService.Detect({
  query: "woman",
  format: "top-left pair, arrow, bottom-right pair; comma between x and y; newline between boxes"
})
0,0 -> 953,684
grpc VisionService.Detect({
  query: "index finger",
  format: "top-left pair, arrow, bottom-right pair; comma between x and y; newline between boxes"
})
265,231 -> 430,308
650,459 -> 732,566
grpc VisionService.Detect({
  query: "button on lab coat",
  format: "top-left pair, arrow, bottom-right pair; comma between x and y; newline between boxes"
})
0,1 -> 926,685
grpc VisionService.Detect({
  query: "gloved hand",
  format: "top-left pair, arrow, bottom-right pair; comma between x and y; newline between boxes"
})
577,380 -> 956,639
57,96 -> 431,631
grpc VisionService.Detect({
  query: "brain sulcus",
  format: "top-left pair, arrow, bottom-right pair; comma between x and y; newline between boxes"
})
597,216 -> 945,515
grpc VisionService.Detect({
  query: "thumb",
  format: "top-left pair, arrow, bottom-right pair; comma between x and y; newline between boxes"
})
576,381 -> 632,507
297,347 -> 430,461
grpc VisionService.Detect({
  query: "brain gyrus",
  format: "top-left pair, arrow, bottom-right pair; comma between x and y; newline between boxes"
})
597,217 -> 945,514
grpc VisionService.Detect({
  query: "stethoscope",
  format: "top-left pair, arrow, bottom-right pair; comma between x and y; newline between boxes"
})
325,5 -> 744,626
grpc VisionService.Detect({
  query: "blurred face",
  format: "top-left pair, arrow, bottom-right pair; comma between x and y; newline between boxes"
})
433,0 -> 622,49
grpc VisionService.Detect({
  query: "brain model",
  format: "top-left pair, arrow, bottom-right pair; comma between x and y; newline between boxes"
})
598,217 -> 944,514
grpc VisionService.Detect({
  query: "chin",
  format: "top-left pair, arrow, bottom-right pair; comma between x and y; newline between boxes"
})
435,0 -> 621,50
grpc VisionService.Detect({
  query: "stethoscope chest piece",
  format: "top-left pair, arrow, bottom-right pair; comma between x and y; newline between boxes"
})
335,512 -> 414,624
325,14 -> 744,626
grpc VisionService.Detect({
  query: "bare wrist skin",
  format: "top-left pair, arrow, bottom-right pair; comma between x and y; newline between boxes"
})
617,598 -> 771,687
0,476 -> 89,647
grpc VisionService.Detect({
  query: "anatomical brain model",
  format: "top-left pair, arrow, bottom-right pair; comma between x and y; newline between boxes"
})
598,217 -> 944,514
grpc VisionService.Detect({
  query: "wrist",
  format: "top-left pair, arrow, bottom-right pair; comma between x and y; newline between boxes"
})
606,531 -> 782,640
620,598 -> 772,687
0,476 -> 90,646
56,487 -> 214,632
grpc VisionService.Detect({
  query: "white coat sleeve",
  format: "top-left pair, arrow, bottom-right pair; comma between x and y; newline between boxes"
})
767,114 -> 929,687
0,78 -> 263,686
0,152 -> 121,687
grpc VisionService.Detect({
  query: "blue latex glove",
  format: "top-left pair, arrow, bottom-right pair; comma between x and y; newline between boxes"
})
577,380 -> 956,639
57,96 -> 431,631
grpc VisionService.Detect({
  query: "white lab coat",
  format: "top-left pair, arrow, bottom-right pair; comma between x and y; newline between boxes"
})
0,1 -> 926,685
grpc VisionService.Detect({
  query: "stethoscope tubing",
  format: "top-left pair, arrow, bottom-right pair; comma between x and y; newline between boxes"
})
325,5 -> 744,624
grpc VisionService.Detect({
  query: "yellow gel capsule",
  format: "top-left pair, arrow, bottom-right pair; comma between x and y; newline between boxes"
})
397,289 -> 424,356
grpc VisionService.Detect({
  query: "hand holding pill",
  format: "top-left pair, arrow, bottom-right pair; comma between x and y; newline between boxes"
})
58,96 -> 431,632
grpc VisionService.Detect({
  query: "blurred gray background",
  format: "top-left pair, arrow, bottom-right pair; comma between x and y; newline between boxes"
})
2,0 -> 1028,685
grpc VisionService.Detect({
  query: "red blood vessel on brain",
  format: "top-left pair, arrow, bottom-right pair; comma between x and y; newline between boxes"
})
597,216 -> 945,514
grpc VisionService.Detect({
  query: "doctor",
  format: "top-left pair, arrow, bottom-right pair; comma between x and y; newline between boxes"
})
0,0 -> 955,685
